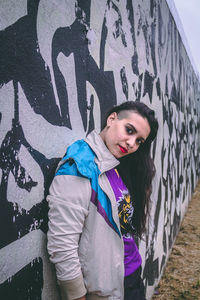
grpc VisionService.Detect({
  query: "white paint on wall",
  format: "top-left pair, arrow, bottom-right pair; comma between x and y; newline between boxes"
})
0,82 -> 14,144
0,230 -> 59,299
0,0 -> 27,30
57,52 -> 86,136
37,0 -> 76,113
7,144 -> 44,210
18,84 -> 80,159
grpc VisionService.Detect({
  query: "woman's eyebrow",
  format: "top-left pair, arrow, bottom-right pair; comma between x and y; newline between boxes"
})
127,123 -> 136,132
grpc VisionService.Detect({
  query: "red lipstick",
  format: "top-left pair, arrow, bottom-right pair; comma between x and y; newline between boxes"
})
119,145 -> 128,153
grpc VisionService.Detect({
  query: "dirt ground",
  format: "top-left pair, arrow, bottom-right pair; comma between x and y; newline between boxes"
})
152,180 -> 200,300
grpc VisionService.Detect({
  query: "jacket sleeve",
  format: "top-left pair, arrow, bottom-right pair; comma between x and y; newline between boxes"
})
47,174 -> 92,299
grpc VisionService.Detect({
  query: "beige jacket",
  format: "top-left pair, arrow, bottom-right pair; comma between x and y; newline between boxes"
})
47,131 -> 124,300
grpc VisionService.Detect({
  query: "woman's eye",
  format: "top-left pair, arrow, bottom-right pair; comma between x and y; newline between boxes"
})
126,127 -> 133,134
136,139 -> 143,145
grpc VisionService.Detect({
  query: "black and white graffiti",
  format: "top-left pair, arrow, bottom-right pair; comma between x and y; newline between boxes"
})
0,0 -> 200,299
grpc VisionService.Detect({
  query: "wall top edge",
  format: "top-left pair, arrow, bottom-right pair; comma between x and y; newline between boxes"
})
166,0 -> 199,78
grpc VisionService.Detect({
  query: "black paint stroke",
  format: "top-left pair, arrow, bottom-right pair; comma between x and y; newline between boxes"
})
111,1 -> 127,47
150,19 -> 157,77
143,70 -> 154,103
156,78 -> 161,98
126,0 -> 139,76
120,66 -> 128,100
0,257 -> 43,300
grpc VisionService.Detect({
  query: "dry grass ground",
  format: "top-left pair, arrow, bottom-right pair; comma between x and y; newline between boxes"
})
152,180 -> 200,300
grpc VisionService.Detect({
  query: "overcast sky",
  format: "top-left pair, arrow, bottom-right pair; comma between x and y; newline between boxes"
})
173,0 -> 200,75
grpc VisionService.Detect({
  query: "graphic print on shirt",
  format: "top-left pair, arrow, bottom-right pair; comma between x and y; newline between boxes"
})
117,189 -> 135,238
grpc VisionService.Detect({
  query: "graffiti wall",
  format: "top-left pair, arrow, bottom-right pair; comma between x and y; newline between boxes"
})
0,0 -> 199,299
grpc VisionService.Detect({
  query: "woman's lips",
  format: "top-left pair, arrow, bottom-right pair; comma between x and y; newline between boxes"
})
119,145 -> 128,153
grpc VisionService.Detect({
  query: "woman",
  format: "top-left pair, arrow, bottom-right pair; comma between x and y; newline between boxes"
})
47,101 -> 158,300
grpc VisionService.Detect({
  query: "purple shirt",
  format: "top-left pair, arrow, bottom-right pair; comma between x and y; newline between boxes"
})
106,168 -> 142,277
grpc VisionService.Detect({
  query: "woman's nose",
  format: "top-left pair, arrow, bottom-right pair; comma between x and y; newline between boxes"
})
127,136 -> 137,149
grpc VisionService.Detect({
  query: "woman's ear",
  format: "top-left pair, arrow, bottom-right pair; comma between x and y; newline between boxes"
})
107,112 -> 117,127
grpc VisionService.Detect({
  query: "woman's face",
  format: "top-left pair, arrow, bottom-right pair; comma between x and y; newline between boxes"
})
100,111 -> 151,159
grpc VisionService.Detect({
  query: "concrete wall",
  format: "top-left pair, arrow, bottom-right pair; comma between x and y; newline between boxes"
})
0,1 -> 200,299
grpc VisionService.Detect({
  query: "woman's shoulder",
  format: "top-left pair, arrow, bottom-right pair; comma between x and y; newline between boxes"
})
56,138 -> 97,179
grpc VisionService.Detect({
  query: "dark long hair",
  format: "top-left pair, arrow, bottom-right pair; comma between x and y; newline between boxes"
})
103,101 -> 159,237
